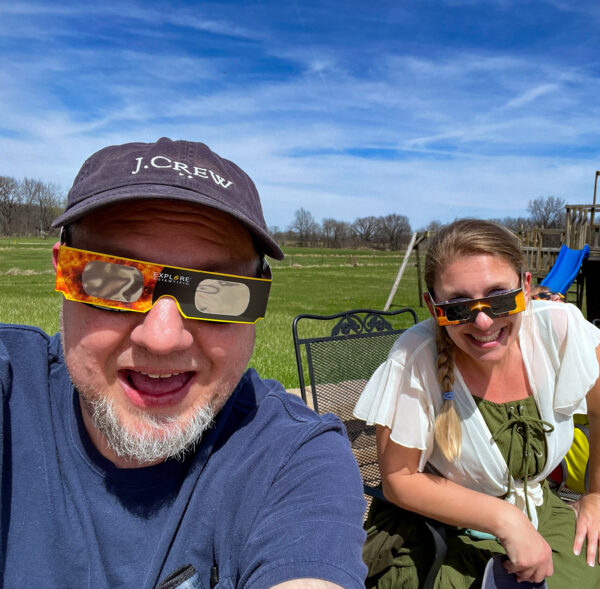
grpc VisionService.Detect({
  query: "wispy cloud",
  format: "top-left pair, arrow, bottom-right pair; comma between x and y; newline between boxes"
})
1,0 -> 599,230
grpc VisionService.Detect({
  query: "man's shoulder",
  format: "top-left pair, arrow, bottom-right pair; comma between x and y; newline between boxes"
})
0,324 -> 63,393
236,368 -> 345,435
0,323 -> 60,360
212,368 -> 354,475
0,322 -> 55,346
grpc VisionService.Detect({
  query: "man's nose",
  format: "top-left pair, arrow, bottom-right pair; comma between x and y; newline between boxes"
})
130,297 -> 194,353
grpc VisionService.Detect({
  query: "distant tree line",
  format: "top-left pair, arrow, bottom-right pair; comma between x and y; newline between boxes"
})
0,176 -> 65,237
271,196 -> 567,251
0,172 -> 567,248
271,208 -> 413,251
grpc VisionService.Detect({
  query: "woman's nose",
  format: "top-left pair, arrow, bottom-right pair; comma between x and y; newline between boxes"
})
472,310 -> 494,330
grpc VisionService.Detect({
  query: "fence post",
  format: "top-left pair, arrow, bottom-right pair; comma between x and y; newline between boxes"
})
384,232 -> 418,311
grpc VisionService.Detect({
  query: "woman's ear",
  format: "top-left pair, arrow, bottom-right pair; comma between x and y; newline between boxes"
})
523,271 -> 532,303
52,242 -> 60,270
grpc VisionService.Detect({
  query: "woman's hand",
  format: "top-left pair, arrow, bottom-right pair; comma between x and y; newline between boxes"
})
377,425 -> 554,583
575,346 -> 600,566
498,509 -> 554,583
573,492 -> 600,567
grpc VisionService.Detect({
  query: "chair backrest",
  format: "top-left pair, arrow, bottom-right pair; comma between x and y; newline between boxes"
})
292,307 -> 418,495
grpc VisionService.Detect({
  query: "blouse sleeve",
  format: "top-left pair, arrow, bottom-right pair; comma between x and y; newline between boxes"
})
527,302 -> 600,415
353,321 -> 439,454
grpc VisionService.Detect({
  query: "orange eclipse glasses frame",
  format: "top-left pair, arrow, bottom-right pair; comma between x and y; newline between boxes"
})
55,245 -> 272,324
428,286 -> 526,327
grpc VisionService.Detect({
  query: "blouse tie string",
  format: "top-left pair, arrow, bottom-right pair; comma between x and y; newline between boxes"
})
491,404 -> 554,521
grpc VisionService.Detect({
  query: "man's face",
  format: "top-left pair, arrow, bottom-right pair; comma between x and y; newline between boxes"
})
59,199 -> 258,468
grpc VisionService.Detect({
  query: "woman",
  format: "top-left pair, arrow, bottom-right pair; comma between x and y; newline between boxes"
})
354,219 -> 600,587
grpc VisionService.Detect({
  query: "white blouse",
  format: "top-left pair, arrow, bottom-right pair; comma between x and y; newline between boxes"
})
353,301 -> 600,528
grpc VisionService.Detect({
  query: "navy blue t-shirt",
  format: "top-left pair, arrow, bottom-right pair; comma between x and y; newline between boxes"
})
0,325 -> 367,588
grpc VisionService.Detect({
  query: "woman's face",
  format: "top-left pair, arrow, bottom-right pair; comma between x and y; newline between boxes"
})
430,254 -> 531,367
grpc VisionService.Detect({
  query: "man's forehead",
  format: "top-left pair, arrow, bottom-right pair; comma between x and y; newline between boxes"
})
77,199 -> 249,236
71,199 -> 257,264
87,198 -> 235,221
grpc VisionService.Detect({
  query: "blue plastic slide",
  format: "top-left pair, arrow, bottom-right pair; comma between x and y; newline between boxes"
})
540,244 -> 590,295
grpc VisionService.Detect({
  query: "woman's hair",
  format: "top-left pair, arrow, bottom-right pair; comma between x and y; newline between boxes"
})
425,219 -> 524,462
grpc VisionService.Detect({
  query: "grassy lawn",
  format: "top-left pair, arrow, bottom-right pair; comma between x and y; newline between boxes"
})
0,237 -> 429,388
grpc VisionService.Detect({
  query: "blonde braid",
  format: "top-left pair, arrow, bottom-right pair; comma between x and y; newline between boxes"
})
433,326 -> 462,461
424,219 -> 525,461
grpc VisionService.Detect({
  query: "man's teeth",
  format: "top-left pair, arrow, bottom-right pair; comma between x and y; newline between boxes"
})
471,330 -> 501,343
140,372 -> 180,379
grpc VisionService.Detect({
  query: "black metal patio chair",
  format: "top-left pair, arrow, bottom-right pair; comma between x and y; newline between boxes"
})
292,307 -> 446,589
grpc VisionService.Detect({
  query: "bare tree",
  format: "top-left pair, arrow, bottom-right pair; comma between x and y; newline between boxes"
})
290,208 -> 319,247
0,177 -> 65,236
491,216 -> 533,232
0,176 -> 20,235
333,220 -> 350,248
321,218 -> 350,248
333,220 -> 351,248
424,220 -> 443,233
527,196 -> 566,228
352,216 -> 378,245
321,218 -> 336,247
37,182 -> 64,235
377,214 -> 411,250
268,225 -> 285,246
20,178 -> 45,235
18,178 -> 64,236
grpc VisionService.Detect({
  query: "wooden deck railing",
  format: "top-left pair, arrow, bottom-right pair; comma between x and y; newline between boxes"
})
517,228 -> 563,278
565,205 -> 600,250
521,246 -> 559,278
518,204 -> 599,276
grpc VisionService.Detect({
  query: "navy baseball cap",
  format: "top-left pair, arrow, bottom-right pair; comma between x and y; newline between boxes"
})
52,137 -> 284,260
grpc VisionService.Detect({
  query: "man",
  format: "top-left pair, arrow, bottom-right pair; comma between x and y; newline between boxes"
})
0,138 -> 367,588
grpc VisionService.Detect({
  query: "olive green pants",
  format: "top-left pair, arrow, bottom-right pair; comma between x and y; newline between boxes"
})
363,486 -> 600,588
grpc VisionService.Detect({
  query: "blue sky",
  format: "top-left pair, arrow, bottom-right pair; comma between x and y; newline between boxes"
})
1,0 -> 600,232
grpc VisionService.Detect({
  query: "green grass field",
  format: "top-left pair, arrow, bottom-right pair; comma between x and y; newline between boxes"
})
0,237 -> 430,388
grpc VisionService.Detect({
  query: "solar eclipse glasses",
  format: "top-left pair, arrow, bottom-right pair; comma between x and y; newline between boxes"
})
428,286 -> 526,327
55,246 -> 271,324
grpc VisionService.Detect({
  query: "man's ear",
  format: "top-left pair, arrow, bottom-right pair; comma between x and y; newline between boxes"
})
424,291 -> 436,318
52,242 -> 60,270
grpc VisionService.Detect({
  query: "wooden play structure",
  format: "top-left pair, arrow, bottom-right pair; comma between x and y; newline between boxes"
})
390,171 -> 599,322
519,171 -> 599,320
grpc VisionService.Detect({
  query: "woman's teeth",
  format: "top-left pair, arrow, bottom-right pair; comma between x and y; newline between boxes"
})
470,329 -> 502,343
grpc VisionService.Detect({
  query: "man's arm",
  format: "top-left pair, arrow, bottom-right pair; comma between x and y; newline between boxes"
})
272,581 -> 342,589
